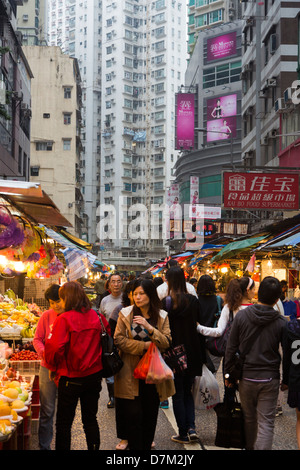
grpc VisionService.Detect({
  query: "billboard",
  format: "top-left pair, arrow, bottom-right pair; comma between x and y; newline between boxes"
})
223,172 -> 299,210
175,93 -> 195,150
207,32 -> 237,63
206,94 -> 237,142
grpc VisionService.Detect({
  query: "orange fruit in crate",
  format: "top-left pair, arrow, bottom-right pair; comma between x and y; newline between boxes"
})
0,404 -> 11,416
11,399 -> 24,409
7,381 -> 21,388
3,388 -> 18,399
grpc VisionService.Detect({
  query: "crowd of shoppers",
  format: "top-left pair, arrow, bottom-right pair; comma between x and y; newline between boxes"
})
32,262 -> 300,451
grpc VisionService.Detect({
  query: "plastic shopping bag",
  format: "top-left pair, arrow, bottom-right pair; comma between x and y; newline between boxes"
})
146,343 -> 174,384
134,343 -> 153,380
192,364 -> 220,410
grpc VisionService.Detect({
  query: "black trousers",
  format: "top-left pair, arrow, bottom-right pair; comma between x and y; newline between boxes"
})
56,371 -> 102,450
115,380 -> 160,450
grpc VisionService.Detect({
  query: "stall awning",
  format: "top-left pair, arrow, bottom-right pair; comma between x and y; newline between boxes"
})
41,225 -> 110,278
264,232 -> 300,248
0,181 -> 72,227
210,236 -> 266,263
59,229 -> 93,251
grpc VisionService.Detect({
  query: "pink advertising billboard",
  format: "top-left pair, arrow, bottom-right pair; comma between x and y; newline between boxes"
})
176,93 -> 195,150
207,32 -> 237,62
207,94 -> 237,142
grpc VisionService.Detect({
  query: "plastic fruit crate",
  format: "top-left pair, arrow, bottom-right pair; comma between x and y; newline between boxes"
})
9,360 -> 41,375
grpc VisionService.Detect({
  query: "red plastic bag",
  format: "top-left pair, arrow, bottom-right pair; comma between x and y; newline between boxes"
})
146,344 -> 174,384
133,343 -> 154,380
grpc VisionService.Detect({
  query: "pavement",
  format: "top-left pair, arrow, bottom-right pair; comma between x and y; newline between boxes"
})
29,368 -> 298,452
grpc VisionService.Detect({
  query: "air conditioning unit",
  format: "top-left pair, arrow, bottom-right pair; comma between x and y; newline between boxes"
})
259,89 -> 267,98
284,87 -> 292,103
275,98 -> 285,112
266,78 -> 277,87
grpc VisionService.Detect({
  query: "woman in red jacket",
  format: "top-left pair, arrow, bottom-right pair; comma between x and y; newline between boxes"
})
45,281 -> 110,450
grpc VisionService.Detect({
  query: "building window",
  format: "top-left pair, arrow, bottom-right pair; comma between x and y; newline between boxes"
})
63,139 -> 71,150
30,166 -> 40,177
64,87 -> 72,98
36,141 -> 53,151
63,113 -> 72,124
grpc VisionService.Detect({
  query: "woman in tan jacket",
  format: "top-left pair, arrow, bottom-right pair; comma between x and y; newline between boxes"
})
114,278 -> 175,450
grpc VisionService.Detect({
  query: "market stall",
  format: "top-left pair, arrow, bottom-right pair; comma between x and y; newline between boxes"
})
0,180 -> 109,449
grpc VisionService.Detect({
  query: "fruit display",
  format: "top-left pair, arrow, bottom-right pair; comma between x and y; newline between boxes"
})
0,292 -> 42,339
9,350 -> 39,361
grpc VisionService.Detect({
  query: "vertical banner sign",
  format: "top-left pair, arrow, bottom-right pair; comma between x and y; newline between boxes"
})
176,93 -> 195,150
190,176 -> 199,218
190,176 -> 199,205
223,172 -> 299,210
167,184 -> 181,239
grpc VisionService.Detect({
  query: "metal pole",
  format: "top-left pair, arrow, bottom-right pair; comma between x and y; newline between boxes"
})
255,0 -> 262,166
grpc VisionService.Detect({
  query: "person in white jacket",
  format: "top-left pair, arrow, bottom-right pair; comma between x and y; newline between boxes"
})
197,276 -> 256,337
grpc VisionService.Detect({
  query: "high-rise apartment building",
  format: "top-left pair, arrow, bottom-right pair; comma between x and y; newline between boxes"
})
187,0 -> 241,55
48,0 -> 188,270
241,0 -> 300,169
17,0 -> 48,46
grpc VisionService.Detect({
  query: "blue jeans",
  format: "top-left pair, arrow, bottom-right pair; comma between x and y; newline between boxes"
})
172,373 -> 196,436
38,366 -> 57,450
55,371 -> 102,450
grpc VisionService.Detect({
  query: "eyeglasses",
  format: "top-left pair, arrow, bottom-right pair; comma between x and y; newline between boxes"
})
110,280 -> 122,284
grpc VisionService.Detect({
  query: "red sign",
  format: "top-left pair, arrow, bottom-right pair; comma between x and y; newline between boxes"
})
223,172 -> 299,210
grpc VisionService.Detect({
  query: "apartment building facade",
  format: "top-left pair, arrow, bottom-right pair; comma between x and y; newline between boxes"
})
99,0 -> 187,268
17,0 -> 48,46
187,0 -> 242,55
0,0 -> 33,179
23,45 -> 84,236
241,0 -> 300,168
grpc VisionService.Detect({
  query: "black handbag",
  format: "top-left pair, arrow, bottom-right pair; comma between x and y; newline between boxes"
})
162,296 -> 188,374
96,311 -> 124,378
162,342 -> 187,375
214,394 -> 246,449
206,310 -> 234,357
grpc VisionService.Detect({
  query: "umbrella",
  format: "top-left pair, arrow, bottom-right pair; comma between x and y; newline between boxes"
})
210,236 -> 266,264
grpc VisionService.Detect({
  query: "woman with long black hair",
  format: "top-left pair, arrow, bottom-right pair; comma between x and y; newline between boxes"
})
162,266 -> 206,444
113,278 -> 174,450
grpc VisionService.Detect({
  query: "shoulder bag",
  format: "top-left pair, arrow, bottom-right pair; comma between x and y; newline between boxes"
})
206,309 -> 234,357
162,296 -> 188,374
95,310 -> 123,378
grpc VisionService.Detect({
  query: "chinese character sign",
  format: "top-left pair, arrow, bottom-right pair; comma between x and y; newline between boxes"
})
176,93 -> 195,150
223,172 -> 299,210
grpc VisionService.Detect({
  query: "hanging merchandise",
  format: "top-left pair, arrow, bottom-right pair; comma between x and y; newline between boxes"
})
0,206 -> 24,249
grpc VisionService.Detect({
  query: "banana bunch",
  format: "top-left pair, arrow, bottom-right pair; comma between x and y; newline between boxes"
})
20,325 -> 36,338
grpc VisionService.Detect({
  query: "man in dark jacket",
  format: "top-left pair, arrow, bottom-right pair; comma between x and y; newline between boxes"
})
224,276 -> 286,450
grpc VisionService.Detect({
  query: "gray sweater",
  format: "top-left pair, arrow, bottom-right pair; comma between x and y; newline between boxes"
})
224,303 -> 286,380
